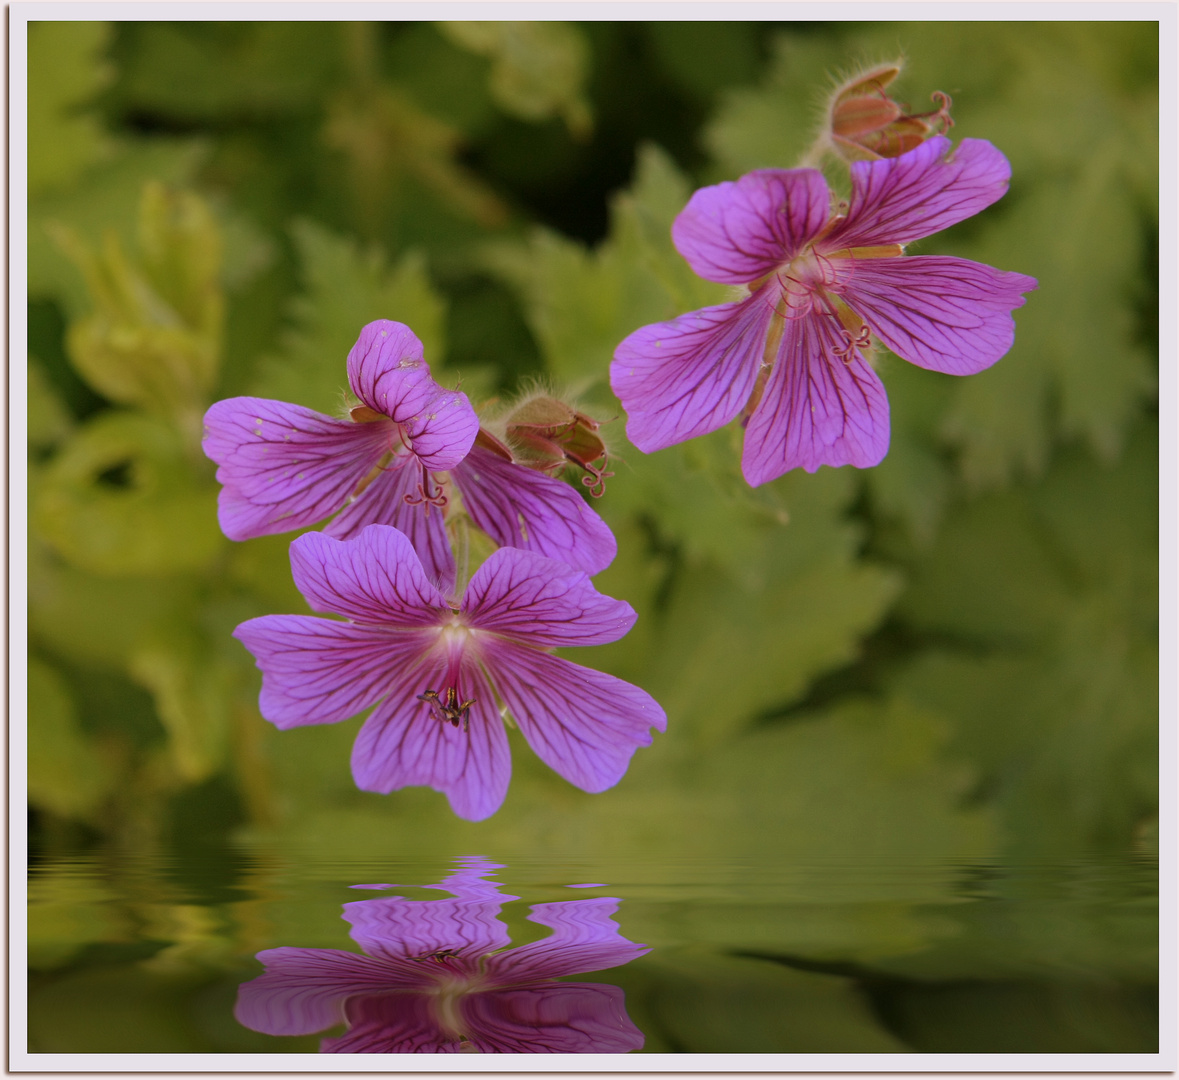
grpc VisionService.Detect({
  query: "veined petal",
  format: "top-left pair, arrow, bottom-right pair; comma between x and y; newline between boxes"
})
320,994 -> 456,1053
202,397 -> 390,540
462,547 -> 635,648
404,388 -> 479,472
289,526 -> 448,626
460,984 -> 645,1053
344,894 -> 511,971
347,320 -> 438,422
429,857 -> 515,904
741,315 -> 890,485
233,615 -> 431,728
234,947 -> 409,1036
453,446 -> 617,577
351,662 -> 511,822
488,898 -> 649,983
821,137 -> 1013,249
838,255 -> 1038,375
611,294 -> 773,453
325,458 -> 456,598
672,168 -> 831,284
485,642 -> 665,794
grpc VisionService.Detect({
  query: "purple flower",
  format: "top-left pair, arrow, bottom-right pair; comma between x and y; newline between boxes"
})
233,524 -> 666,820
611,137 -> 1038,485
234,858 -> 648,1053
203,321 -> 616,596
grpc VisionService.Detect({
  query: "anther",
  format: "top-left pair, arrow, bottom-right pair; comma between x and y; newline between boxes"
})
418,687 -> 475,731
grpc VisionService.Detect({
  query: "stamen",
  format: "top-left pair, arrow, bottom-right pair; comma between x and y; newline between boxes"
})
403,467 -> 449,509
832,324 -> 872,361
916,91 -> 954,133
410,949 -> 461,964
418,687 -> 475,731
580,457 -> 615,498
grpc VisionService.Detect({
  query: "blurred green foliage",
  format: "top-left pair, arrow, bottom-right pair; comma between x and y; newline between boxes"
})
26,19 -> 1156,1054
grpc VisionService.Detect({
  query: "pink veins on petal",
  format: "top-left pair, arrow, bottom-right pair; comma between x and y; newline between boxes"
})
202,319 -> 615,590
234,859 -> 648,1053
610,136 -> 1038,486
232,525 -> 665,821
202,319 -> 478,546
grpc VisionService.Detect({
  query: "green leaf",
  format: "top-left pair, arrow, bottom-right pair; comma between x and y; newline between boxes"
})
28,657 -> 116,820
27,22 -> 114,196
247,220 -> 448,414
115,22 -> 346,120
28,538 -> 195,670
588,466 -> 898,746
703,32 -> 852,176
127,642 -> 233,783
52,184 -> 225,435
485,143 -> 728,391
30,141 -> 206,318
33,411 -> 223,578
863,354 -> 956,545
939,159 -> 1154,486
323,82 -> 510,235
893,422 -> 1157,854
438,22 -> 593,137
28,357 -> 74,451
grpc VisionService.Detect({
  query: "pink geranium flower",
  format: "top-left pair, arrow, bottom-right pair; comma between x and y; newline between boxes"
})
233,525 -> 665,820
611,137 -> 1038,485
203,320 -> 615,596
234,858 -> 648,1053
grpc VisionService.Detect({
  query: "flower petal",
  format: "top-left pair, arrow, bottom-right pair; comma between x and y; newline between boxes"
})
351,662 -> 511,822
324,457 -> 456,597
484,642 -> 665,794
320,993 -> 453,1053
202,397 -> 390,541
429,857 -> 515,903
741,315 -> 890,485
611,294 -> 773,453
347,320 -> 438,422
838,255 -> 1038,375
233,615 -> 430,728
343,893 -> 512,969
461,984 -> 645,1053
405,388 -> 480,472
234,947 -> 406,1037
462,547 -> 635,648
487,898 -> 649,983
452,446 -> 617,576
347,321 -> 478,472
288,525 -> 448,626
821,137 -> 1013,249
672,168 -> 831,284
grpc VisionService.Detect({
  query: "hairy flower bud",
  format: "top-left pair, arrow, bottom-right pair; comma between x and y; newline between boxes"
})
826,63 -> 953,163
503,394 -> 613,497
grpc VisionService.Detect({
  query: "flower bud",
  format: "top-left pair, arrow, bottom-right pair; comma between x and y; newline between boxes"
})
503,394 -> 613,497
826,63 -> 953,162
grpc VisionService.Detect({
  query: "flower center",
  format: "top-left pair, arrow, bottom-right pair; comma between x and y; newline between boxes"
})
419,622 -> 476,730
407,952 -> 489,1045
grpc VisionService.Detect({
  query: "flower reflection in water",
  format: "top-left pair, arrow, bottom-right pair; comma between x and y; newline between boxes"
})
234,857 -> 648,1053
